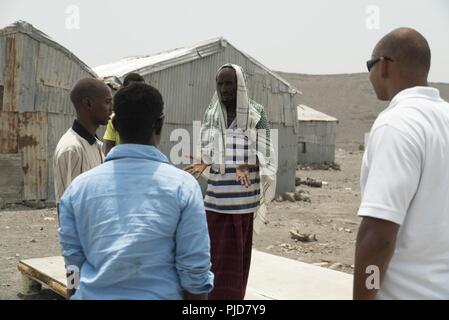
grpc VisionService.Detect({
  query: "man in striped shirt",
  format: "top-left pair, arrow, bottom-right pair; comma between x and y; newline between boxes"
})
185,64 -> 273,299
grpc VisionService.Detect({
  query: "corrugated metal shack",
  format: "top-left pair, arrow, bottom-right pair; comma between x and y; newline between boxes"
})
296,104 -> 338,164
0,21 -> 97,202
94,38 -> 300,194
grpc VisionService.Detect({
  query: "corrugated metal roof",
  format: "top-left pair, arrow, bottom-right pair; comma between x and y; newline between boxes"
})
93,38 -> 299,95
0,20 -> 96,77
297,104 -> 338,122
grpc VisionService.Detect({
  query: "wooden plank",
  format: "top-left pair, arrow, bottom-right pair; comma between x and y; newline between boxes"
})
0,153 -> 23,201
17,256 -> 67,298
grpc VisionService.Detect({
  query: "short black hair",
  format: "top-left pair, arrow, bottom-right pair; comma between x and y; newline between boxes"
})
113,83 -> 164,143
123,73 -> 145,87
70,77 -> 109,106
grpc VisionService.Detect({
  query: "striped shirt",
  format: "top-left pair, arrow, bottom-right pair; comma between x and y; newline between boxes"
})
204,120 -> 260,214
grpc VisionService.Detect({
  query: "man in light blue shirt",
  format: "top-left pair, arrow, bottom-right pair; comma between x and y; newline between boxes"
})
58,83 -> 213,299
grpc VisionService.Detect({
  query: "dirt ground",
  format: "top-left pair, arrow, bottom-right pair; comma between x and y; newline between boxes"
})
0,148 -> 362,300
253,148 -> 362,274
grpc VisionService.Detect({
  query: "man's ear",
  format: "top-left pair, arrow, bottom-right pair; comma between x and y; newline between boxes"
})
154,117 -> 164,135
82,97 -> 93,110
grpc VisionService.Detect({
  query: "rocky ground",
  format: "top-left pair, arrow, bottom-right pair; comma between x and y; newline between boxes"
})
253,148 -> 362,274
0,148 -> 362,299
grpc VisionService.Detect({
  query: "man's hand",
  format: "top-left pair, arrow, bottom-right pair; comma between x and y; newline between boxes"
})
236,164 -> 251,188
184,291 -> 208,300
184,163 -> 208,179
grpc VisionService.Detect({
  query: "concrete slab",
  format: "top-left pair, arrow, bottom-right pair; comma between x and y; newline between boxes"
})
246,250 -> 353,300
18,250 -> 353,300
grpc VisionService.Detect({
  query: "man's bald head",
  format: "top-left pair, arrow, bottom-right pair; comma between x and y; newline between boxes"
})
70,78 -> 111,107
69,77 -> 113,126
373,27 -> 431,78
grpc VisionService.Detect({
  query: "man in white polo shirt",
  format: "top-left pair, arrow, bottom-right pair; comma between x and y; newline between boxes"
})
53,78 -> 112,204
354,27 -> 449,299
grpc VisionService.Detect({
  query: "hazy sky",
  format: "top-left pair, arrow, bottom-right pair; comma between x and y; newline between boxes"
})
1,0 -> 448,82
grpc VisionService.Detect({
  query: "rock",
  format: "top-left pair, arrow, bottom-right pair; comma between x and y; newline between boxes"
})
30,239 -> 36,243
312,262 -> 329,267
44,217 -> 55,221
275,194 -> 284,202
15,253 -> 20,258
329,262 -> 343,270
295,177 -> 301,186
294,191 -> 311,203
290,229 -> 317,242
351,264 -> 355,269
337,227 -> 344,232
322,181 -> 329,186
283,192 -> 296,202
305,178 -> 322,188
5,226 -> 10,230
344,228 -> 352,233
40,227 -> 44,231
0,197 -> 5,210
24,200 -> 46,210
345,188 -> 352,191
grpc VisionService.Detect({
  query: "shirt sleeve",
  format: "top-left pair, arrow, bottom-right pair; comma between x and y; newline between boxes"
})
358,124 -> 422,225
54,149 -> 82,202
103,118 -> 117,142
175,178 -> 214,295
58,187 -> 86,271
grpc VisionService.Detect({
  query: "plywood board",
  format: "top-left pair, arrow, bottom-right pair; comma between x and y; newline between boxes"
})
17,256 -> 67,298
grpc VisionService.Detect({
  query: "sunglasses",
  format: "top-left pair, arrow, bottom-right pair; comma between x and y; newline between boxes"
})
366,56 -> 394,72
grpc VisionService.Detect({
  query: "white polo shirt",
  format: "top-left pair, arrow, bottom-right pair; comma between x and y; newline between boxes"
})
359,86 -> 449,299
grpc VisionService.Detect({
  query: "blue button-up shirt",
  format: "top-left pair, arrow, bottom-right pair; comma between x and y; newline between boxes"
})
58,144 -> 213,299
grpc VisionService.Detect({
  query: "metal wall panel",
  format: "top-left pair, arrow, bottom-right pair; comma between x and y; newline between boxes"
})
18,112 -> 48,200
0,111 -> 18,153
0,153 -> 23,201
17,34 -> 39,112
297,121 -> 336,164
2,35 -> 19,112
0,36 -> 5,85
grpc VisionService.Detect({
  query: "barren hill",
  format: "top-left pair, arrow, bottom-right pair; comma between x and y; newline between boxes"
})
278,72 -> 449,150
